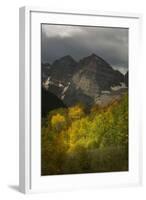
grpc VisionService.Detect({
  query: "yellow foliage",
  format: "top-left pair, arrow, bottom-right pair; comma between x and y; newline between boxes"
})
42,94 -> 128,174
51,113 -> 66,130
68,105 -> 84,119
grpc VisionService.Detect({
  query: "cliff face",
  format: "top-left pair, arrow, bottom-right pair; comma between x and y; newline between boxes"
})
72,54 -> 124,97
50,55 -> 77,82
42,53 -> 127,108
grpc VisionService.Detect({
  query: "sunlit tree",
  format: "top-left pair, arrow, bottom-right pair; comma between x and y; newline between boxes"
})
51,113 -> 66,131
68,104 -> 85,120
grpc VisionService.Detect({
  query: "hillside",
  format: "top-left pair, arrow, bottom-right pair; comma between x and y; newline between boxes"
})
41,93 -> 128,175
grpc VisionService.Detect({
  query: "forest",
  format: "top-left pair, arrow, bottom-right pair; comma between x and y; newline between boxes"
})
41,93 -> 128,175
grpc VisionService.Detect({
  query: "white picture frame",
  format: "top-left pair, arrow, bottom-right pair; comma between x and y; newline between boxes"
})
19,6 -> 142,194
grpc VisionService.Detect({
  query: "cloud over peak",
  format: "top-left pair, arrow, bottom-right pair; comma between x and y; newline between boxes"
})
41,24 -> 128,74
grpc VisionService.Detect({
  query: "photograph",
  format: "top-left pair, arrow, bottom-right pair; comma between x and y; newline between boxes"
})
41,24 -> 129,176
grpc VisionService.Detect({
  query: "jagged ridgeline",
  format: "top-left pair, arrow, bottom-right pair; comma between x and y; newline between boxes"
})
42,53 -> 128,116
41,53 -> 128,175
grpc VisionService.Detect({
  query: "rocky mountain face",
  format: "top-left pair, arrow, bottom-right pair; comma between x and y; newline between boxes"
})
42,53 -> 128,110
50,55 -> 77,82
125,72 -> 128,87
42,63 -> 51,82
72,54 -> 124,97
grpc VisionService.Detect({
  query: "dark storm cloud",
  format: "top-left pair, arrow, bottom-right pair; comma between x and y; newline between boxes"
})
41,24 -> 128,74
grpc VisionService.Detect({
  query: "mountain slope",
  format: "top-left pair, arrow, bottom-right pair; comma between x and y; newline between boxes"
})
73,54 -> 124,93
42,53 -> 127,108
41,87 -> 66,117
50,55 -> 77,82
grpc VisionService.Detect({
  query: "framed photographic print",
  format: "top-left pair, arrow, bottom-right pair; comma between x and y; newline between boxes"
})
19,7 -> 142,193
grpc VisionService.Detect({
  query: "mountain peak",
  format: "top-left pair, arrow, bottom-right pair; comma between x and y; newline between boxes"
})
79,53 -> 104,63
63,55 -> 74,59
79,53 -> 109,69
51,55 -> 77,82
58,55 -> 76,62
90,53 -> 98,57
88,53 -> 109,63
83,53 -> 99,61
52,55 -> 77,66
42,53 -> 126,107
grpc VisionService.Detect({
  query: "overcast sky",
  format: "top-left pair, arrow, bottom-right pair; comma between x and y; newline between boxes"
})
41,24 -> 128,74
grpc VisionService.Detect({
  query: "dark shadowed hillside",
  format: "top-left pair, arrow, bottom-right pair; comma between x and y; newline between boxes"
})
125,71 -> 128,87
41,87 -> 66,117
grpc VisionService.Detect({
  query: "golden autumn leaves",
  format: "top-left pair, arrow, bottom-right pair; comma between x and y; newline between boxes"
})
41,93 -> 128,175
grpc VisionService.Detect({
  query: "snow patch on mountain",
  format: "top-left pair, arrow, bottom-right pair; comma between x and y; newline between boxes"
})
111,82 -> 127,91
